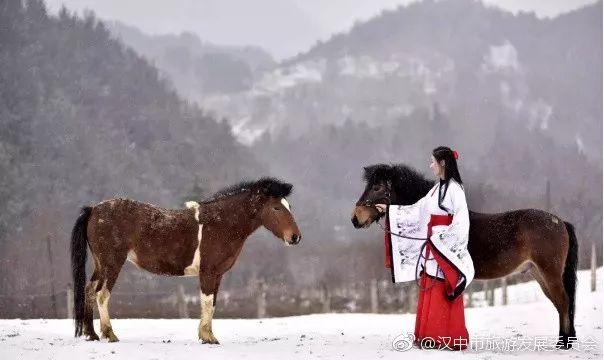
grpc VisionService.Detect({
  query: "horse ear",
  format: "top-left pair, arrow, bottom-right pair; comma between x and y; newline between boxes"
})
283,183 -> 293,196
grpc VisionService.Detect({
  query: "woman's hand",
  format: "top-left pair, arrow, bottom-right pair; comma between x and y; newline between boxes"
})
375,204 -> 388,213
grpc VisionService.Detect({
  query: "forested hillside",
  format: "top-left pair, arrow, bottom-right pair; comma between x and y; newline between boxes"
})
0,0 -> 263,297
0,0 -> 600,319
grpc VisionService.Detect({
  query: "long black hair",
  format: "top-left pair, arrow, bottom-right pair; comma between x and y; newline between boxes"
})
433,146 -> 462,185
432,146 -> 463,213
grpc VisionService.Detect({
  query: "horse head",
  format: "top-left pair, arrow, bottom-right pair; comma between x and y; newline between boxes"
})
251,178 -> 302,246
351,163 -> 433,229
351,164 -> 395,228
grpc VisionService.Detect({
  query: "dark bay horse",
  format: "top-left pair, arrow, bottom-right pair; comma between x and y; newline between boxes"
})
71,178 -> 301,344
351,164 -> 578,349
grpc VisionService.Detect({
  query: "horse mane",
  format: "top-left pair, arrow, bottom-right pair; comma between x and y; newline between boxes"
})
201,177 -> 293,204
363,163 -> 435,204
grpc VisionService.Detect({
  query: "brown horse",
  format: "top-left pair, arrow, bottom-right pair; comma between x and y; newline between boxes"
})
71,178 -> 301,344
351,164 -> 578,349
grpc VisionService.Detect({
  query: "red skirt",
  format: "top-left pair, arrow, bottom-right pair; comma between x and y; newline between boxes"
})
414,214 -> 469,350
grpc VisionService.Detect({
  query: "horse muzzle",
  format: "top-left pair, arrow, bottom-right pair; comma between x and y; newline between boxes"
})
351,206 -> 378,229
284,233 -> 302,246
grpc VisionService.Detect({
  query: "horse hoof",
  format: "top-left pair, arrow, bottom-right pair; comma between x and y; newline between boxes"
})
102,331 -> 119,343
201,337 -> 220,345
85,334 -> 100,341
556,340 -> 572,350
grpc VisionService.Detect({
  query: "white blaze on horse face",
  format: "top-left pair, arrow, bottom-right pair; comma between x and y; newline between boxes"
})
280,198 -> 291,212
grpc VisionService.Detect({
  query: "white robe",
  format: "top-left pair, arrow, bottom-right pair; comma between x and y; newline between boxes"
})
387,178 -> 474,297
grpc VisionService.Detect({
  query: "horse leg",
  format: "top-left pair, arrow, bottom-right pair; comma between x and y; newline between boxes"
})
82,270 -> 101,341
530,266 -> 552,301
198,274 -> 222,344
96,255 -> 126,342
531,265 -> 573,349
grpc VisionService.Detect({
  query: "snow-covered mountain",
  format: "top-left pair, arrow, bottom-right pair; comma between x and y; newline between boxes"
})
195,0 -> 601,161
107,21 -> 276,99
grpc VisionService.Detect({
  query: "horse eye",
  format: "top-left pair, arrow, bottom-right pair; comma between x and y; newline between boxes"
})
273,206 -> 281,211
372,185 -> 381,191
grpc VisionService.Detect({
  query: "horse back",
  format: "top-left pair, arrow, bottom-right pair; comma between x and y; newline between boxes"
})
467,208 -> 567,279
87,198 -> 200,276
469,208 -> 566,238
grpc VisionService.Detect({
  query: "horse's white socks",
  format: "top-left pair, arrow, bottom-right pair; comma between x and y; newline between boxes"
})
96,283 -> 111,331
199,291 -> 216,341
200,292 -> 215,328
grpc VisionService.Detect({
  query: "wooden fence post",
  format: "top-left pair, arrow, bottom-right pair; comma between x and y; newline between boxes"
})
256,280 -> 266,318
591,241 -> 597,292
370,279 -> 378,313
501,277 -> 507,306
46,235 -> 57,318
466,287 -> 473,308
399,285 -> 406,312
177,284 -> 189,318
483,281 -> 495,306
321,283 -> 331,313
66,286 -> 74,319
490,281 -> 496,306
406,284 -> 417,313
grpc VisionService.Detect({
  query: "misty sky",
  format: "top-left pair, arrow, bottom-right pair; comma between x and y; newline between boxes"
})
45,0 -> 599,59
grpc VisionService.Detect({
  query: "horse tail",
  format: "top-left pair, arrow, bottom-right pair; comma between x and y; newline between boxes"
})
71,206 -> 92,337
563,221 -> 578,335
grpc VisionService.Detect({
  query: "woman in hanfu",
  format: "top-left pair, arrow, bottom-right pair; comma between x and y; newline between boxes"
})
376,146 -> 474,351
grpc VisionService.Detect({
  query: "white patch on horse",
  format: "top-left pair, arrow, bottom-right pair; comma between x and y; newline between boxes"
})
126,249 -> 140,267
185,201 -> 200,221
200,292 -> 214,327
514,260 -> 532,274
281,198 -> 291,211
184,223 -> 203,276
96,282 -> 112,333
199,291 -> 216,341
552,216 -> 559,224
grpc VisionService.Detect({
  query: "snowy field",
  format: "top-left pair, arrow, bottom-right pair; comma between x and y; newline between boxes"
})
1,269 -> 602,359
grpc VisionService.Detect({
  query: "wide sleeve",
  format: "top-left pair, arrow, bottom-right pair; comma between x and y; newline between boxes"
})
428,182 -> 470,295
430,182 -> 470,243
384,184 -> 435,268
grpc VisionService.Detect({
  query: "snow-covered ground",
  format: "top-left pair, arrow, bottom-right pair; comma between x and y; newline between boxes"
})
1,269 -> 602,359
